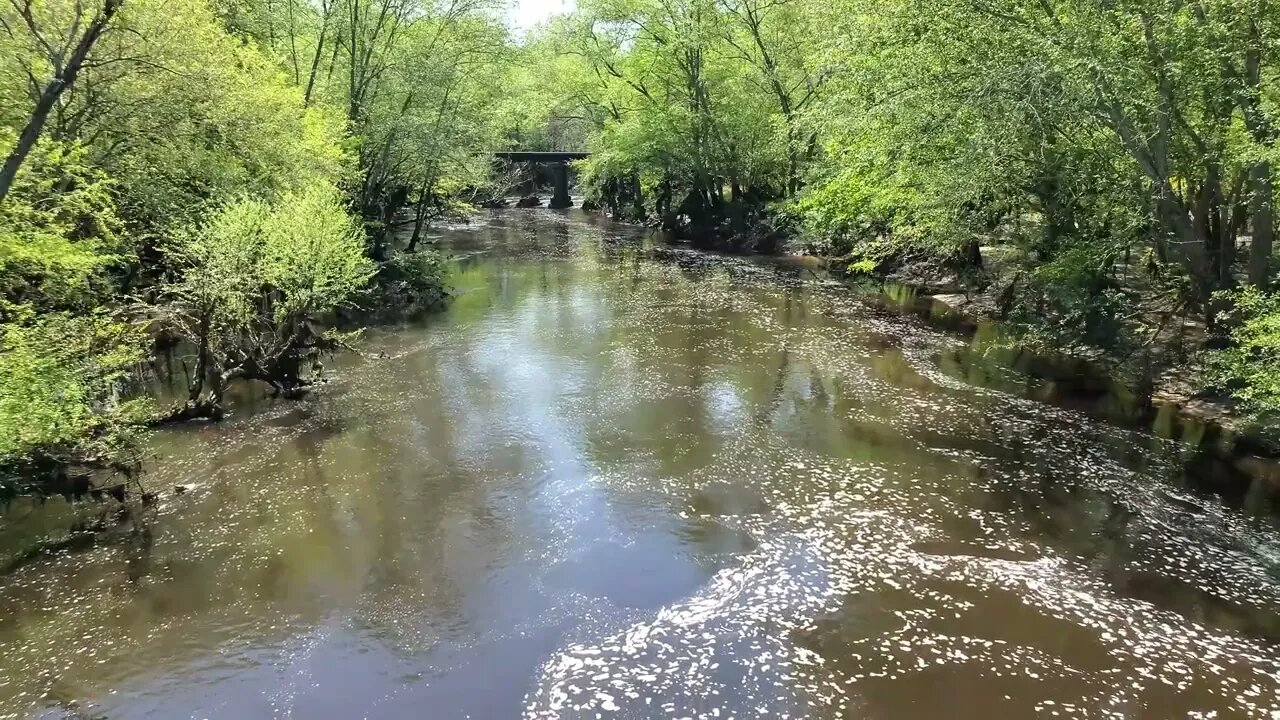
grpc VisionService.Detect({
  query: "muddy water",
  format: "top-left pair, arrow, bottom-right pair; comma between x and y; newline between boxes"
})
1,210 -> 1279,719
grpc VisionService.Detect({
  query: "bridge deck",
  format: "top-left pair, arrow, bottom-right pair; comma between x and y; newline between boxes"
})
493,151 -> 591,162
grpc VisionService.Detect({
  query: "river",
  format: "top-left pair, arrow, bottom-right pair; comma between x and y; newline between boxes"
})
1,209 -> 1278,718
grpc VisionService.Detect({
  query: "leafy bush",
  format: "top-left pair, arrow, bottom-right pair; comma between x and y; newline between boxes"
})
0,140 -> 148,495
163,184 -> 376,407
0,311 -> 150,495
377,249 -> 449,311
1213,288 -> 1280,425
0,139 -> 123,313
1007,241 -> 1127,350
847,257 -> 878,275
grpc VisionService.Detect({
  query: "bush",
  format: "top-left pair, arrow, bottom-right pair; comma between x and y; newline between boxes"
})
1007,241 -> 1127,350
1213,288 -> 1280,427
162,184 -> 376,410
376,249 -> 449,311
0,139 -> 123,313
0,311 -> 150,496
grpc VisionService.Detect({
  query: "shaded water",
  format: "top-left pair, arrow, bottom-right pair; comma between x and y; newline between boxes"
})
1,210 -> 1279,718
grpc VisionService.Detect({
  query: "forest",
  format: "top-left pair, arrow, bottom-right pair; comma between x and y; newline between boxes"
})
3,0 -> 1280,498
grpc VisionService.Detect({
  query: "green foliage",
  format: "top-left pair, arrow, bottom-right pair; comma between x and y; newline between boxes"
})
0,138 -> 123,312
1008,242 -> 1127,351
378,250 -> 449,310
93,0 -> 354,249
164,183 -> 376,397
525,0 -> 819,236
0,311 -> 150,489
512,0 -> 1280,427
269,0 -> 514,235
1215,289 -> 1280,424
259,186 -> 376,321
794,162 -> 924,257
847,258 -> 877,276
0,0 -> 405,484
3,0 -> 1280,476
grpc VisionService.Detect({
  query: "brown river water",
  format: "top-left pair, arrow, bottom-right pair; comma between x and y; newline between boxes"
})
1,209 -> 1279,719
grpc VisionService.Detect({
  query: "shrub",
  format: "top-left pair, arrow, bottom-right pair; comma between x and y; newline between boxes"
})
1213,288 -> 1280,427
375,249 -> 449,311
0,311 -> 150,496
162,183 -> 376,411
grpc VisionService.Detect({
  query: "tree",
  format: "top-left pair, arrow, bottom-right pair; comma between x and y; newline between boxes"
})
160,184 -> 376,418
802,0 -> 1279,314
533,0 -> 792,241
0,0 -> 125,206
717,0 -> 821,194
347,1 -> 510,252
16,0 -> 513,502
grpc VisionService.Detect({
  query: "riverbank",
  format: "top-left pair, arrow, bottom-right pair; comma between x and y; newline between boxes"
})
832,262 -> 1280,502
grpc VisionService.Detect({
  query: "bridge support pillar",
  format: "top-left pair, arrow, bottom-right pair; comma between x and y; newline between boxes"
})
549,162 -> 572,209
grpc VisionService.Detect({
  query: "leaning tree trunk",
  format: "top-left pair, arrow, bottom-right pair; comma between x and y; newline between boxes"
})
302,10 -> 329,107
407,186 -> 431,252
0,0 -> 124,207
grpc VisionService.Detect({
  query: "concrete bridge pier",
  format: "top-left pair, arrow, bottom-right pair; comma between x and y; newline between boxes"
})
549,162 -> 571,209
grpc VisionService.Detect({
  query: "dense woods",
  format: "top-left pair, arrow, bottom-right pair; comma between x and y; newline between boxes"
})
5,0 -> 1280,496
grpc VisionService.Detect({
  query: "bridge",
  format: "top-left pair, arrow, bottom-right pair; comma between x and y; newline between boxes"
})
493,151 -> 590,209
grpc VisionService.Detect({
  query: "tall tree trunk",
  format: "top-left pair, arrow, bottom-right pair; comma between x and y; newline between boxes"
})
286,0 -> 300,84
0,0 -> 124,207
348,0 -> 361,124
1249,160 -> 1274,287
1220,221 -> 1236,288
303,25 -> 326,105
786,133 -> 800,196
323,24 -> 343,89
1194,178 -> 1215,278
630,172 -> 644,220
0,85 -> 65,207
265,0 -> 276,45
302,7 -> 330,106
1242,11 -> 1274,287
